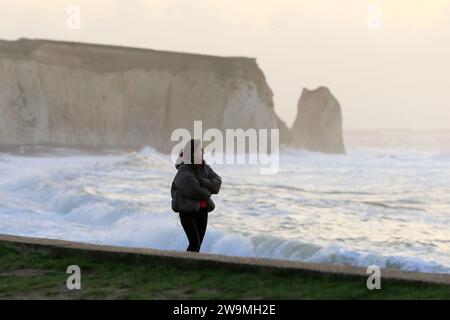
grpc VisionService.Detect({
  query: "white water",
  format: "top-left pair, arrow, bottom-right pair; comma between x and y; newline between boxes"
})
1,130 -> 450,273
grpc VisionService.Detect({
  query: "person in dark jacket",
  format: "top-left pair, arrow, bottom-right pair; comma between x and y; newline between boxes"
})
171,139 -> 222,252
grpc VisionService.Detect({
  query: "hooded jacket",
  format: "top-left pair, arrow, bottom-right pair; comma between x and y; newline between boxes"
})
171,140 -> 222,213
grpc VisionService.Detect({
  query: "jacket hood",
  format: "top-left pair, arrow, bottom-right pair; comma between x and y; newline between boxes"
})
175,153 -> 184,169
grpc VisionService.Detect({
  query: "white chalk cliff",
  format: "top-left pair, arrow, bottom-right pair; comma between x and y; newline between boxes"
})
291,87 -> 346,154
0,39 -> 291,152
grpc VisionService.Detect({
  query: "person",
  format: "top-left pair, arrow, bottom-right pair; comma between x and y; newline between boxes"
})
171,139 -> 222,252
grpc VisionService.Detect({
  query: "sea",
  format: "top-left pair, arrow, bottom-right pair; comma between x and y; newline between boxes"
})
1,130 -> 449,273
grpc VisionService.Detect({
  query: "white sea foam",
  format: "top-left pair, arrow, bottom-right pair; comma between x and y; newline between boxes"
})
1,135 -> 450,274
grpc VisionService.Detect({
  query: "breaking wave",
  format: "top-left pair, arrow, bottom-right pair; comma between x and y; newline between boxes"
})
1,144 -> 450,274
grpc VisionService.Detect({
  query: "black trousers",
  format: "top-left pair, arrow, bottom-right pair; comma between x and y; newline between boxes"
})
179,208 -> 208,252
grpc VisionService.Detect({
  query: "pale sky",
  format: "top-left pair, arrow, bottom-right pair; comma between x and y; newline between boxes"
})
1,0 -> 450,130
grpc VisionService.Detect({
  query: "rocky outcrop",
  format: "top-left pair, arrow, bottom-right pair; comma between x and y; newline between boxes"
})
0,38 -> 291,152
291,87 -> 345,154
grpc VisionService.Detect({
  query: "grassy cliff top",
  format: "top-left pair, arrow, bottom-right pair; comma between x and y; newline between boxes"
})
0,38 -> 258,77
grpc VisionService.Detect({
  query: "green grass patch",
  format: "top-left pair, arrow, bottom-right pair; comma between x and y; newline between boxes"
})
0,244 -> 449,300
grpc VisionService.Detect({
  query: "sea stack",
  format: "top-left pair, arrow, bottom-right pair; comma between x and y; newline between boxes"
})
291,87 -> 346,154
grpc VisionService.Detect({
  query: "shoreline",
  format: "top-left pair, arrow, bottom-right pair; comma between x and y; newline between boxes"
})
1,234 -> 449,286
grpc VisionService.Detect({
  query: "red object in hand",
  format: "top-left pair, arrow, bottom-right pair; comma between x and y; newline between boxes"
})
199,200 -> 207,209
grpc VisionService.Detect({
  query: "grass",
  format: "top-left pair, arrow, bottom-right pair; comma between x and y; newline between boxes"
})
0,244 -> 449,300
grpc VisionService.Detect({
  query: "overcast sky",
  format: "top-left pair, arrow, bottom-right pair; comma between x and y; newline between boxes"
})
1,0 -> 450,130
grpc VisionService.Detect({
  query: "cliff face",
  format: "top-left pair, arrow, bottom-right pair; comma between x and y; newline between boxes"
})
291,87 -> 345,154
0,39 -> 290,152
